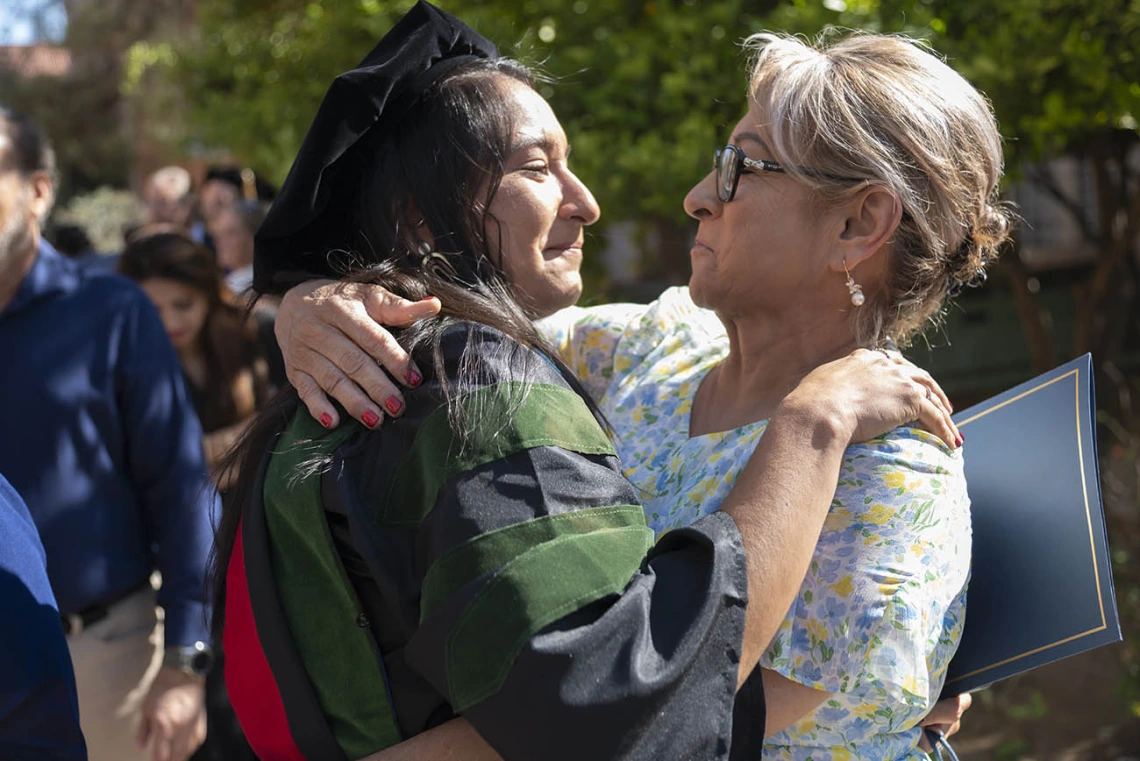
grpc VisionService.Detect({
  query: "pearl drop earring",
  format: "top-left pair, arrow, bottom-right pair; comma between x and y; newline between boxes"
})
844,259 -> 865,307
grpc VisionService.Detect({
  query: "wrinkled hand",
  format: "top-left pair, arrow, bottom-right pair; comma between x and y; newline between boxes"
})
276,279 -> 441,428
136,666 -> 207,761
919,693 -> 972,752
785,348 -> 960,448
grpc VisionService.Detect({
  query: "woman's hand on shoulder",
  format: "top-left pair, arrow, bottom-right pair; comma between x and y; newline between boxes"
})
919,692 -> 971,752
276,279 -> 441,428
781,348 -> 960,449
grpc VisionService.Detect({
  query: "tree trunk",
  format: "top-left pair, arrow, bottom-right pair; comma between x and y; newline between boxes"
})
999,249 -> 1056,374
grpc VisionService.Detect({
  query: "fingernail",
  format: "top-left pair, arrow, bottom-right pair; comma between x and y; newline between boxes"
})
362,410 -> 380,429
959,432 -> 965,443
385,396 -> 403,416
404,368 -> 422,386
421,296 -> 435,302
319,413 -> 333,429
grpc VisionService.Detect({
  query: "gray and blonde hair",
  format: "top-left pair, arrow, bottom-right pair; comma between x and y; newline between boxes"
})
744,32 -> 1012,347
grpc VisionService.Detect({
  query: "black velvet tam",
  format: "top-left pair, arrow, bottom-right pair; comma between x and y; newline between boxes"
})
253,0 -> 498,294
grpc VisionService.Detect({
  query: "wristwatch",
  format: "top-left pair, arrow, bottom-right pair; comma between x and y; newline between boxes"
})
163,641 -> 214,678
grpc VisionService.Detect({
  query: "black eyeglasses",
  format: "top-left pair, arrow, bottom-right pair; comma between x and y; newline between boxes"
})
714,145 -> 868,202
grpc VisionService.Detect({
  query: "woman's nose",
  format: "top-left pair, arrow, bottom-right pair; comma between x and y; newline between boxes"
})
683,170 -> 720,221
561,171 -> 601,226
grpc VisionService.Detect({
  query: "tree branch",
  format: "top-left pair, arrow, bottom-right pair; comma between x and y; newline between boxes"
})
1027,162 -> 1103,246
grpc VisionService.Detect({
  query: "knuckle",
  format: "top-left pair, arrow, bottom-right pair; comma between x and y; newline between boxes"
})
316,367 -> 345,395
376,287 -> 401,308
334,347 -> 369,376
288,369 -> 315,396
364,330 -> 400,360
296,320 -> 322,343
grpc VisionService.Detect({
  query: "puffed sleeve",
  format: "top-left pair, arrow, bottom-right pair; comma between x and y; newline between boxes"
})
400,323 -> 753,761
536,303 -> 647,400
759,427 -> 971,710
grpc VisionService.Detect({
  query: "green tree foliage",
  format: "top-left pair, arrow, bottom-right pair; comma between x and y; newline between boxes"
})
170,0 -> 763,219
165,1 -> 790,281
1,0 -> 197,197
162,0 -> 1138,292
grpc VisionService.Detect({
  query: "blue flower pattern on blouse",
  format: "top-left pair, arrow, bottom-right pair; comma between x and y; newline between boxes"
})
539,287 -> 971,761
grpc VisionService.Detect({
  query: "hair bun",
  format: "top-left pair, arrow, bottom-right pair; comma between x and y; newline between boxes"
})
976,204 -> 1012,247
947,202 -> 1013,290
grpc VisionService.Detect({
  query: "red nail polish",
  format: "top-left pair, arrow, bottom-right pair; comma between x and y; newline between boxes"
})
404,368 -> 422,386
362,410 -> 380,428
385,396 -> 403,416
959,432 -> 965,443
319,413 -> 333,429
421,296 -> 435,302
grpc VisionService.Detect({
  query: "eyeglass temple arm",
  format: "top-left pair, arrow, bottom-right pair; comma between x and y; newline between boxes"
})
741,156 -> 786,174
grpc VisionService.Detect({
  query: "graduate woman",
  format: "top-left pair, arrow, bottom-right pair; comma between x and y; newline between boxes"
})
216,4 -> 961,760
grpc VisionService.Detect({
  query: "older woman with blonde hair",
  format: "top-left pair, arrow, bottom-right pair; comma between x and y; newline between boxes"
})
272,28 -> 1006,761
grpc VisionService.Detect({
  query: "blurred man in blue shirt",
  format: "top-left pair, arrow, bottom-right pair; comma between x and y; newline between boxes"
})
0,473 -> 86,761
0,107 -> 216,761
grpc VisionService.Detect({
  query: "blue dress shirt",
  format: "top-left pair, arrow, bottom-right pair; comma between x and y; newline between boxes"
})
0,473 -> 87,760
0,241 -> 216,647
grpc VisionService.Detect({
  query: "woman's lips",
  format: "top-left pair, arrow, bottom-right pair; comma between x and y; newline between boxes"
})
544,240 -> 584,259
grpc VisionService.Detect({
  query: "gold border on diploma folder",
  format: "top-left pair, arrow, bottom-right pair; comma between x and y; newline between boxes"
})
943,368 -> 1107,688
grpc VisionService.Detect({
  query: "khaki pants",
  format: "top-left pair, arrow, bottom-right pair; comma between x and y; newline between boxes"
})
66,587 -> 163,761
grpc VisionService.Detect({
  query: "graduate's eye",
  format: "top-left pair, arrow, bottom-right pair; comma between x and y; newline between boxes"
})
520,162 -> 550,176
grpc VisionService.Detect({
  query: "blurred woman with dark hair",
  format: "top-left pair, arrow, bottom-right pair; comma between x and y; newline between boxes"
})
119,232 -> 272,484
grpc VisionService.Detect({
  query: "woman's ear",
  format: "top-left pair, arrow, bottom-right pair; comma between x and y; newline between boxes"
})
828,186 -> 902,273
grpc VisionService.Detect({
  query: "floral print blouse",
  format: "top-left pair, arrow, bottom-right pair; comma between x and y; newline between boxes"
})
539,287 -> 971,761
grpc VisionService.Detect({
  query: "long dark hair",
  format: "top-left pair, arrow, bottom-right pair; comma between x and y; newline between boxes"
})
210,59 -> 604,642
119,232 -> 269,432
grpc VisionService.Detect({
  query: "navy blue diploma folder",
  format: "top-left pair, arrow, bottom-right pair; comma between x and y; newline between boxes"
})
942,354 -> 1121,694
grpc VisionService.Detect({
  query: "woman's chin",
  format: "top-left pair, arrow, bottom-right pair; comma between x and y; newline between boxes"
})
687,272 -> 713,309
522,279 -> 582,319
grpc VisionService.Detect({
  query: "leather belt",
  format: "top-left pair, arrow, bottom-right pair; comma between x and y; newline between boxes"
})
60,582 -> 149,636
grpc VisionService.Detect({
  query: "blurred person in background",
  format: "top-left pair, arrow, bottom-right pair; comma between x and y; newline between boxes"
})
199,166 -> 275,232
49,222 -> 94,259
208,200 -> 268,297
119,231 -> 274,487
119,232 -> 268,761
143,167 -> 195,230
0,473 -> 87,761
188,196 -> 288,387
142,166 -> 212,247
0,105 -> 215,761
47,222 -> 118,272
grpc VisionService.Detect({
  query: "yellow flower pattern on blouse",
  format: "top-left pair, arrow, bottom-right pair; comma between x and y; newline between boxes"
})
539,287 -> 971,761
